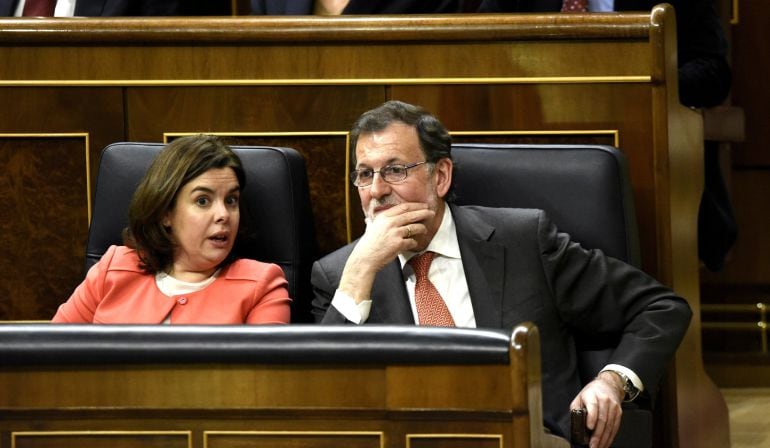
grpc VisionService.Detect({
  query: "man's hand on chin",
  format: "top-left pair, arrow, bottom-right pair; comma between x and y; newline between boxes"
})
339,202 -> 434,303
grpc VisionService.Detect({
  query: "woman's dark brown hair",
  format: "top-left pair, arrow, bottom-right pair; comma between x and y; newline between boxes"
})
123,134 -> 245,273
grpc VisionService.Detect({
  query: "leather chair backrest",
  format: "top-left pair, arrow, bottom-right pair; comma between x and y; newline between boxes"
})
451,143 -> 641,377
452,143 -> 640,268
84,142 -> 318,322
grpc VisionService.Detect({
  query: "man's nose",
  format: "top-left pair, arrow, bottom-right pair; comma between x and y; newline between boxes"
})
368,172 -> 391,198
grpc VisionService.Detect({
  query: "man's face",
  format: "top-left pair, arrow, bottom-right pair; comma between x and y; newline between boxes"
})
355,122 -> 451,244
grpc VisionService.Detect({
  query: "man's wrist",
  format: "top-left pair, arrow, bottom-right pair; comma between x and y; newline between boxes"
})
339,259 -> 377,304
597,370 -> 626,401
331,289 -> 371,324
600,370 -> 640,402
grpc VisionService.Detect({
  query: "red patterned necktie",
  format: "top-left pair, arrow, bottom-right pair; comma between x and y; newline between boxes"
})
409,251 -> 456,327
561,0 -> 588,12
22,0 -> 56,16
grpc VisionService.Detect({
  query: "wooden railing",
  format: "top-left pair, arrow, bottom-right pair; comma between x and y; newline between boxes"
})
0,323 -> 568,448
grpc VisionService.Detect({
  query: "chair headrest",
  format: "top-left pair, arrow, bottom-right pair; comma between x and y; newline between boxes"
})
452,143 -> 640,266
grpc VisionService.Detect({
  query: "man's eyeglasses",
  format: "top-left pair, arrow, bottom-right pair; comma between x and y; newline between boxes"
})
349,161 -> 429,187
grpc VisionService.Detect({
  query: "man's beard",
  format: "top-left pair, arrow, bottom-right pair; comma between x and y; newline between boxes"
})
364,196 -> 400,225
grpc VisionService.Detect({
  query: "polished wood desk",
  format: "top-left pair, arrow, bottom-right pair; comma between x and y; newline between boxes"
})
0,7 -> 726,447
0,324 -> 567,448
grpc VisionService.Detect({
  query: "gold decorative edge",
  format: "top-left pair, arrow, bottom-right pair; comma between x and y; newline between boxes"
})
162,131 -> 350,142
0,132 -> 92,223
11,430 -> 192,448
0,76 -> 653,88
451,129 -> 620,147
204,430 -> 385,448
406,433 -> 503,448
731,0 -> 739,25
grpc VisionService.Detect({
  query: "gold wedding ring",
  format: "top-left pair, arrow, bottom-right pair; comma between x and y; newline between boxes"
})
405,225 -> 412,239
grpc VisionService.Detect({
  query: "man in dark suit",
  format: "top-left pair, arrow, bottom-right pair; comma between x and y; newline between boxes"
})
311,100 -> 692,448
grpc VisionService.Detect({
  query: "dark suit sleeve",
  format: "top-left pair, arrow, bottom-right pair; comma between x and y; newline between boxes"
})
536,211 -> 692,392
310,259 -> 351,324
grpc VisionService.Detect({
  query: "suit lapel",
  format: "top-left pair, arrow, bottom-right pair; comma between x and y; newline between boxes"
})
369,260 -> 415,324
451,205 -> 505,328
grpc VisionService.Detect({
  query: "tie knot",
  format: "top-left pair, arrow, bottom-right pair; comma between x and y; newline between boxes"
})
409,251 -> 436,279
561,0 -> 588,12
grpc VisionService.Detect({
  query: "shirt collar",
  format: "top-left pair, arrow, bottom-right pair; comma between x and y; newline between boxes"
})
398,204 -> 461,268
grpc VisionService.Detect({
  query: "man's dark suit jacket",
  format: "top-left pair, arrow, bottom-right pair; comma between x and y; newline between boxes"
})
311,205 -> 692,438
0,0 -> 226,16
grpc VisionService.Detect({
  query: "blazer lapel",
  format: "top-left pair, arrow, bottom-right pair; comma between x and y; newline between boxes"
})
369,260 -> 415,324
451,205 -> 505,328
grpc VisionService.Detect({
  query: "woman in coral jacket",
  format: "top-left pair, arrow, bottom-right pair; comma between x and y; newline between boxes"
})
52,134 -> 290,324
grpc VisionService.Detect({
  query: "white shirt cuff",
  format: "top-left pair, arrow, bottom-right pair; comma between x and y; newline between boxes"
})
330,289 -> 372,324
601,363 -> 644,393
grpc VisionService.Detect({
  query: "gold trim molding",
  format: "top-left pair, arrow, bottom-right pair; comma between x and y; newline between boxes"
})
11,430 -> 192,448
0,76 -> 653,88
204,430 -> 384,448
406,433 -> 503,448
163,131 -> 349,142
451,129 -> 621,148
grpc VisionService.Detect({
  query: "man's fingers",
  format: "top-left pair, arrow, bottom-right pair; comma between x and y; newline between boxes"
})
378,202 -> 434,223
401,223 -> 428,239
588,401 -> 622,448
381,202 -> 428,216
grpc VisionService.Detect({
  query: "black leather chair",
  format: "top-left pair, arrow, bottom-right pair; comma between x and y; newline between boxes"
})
84,142 -> 318,322
451,143 -> 650,447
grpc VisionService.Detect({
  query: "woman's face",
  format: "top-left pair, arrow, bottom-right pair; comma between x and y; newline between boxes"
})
163,167 -> 241,281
